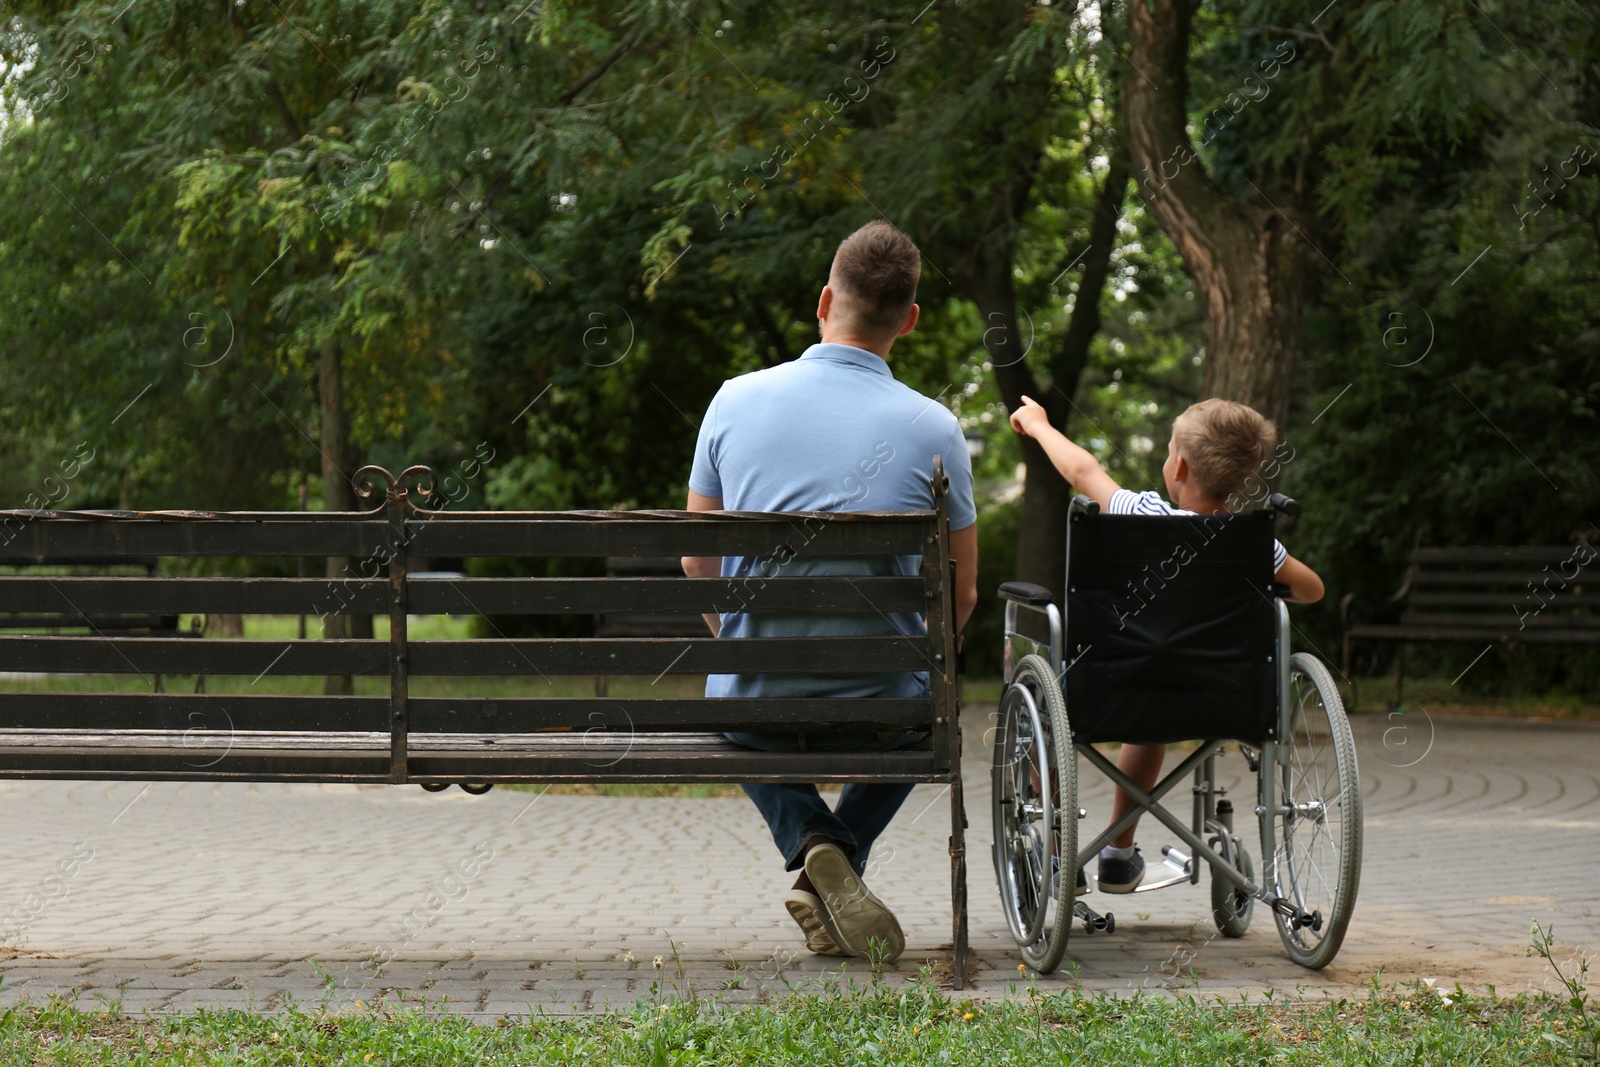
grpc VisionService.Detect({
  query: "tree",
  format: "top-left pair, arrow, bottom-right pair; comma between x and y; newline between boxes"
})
1120,0 -> 1321,427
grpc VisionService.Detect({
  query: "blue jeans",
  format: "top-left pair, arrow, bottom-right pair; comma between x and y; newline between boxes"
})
725,729 -> 926,875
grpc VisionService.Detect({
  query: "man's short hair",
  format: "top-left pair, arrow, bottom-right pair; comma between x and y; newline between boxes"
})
1171,398 -> 1277,503
829,220 -> 921,338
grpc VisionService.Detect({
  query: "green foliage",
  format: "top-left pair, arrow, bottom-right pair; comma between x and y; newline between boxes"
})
2,0 -> 1596,704
1275,1 -> 1600,698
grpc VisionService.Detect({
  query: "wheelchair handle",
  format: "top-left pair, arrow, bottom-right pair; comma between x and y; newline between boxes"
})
1268,491 -> 1300,517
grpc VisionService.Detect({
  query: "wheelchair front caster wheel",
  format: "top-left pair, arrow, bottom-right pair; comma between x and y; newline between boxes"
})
1210,839 -> 1255,938
420,782 -> 449,793
1080,911 -> 1113,935
459,782 -> 493,795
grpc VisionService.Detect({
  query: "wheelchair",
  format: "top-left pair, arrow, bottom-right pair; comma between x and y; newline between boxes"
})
991,493 -> 1362,973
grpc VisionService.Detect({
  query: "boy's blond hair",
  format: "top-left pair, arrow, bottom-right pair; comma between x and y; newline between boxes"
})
1171,398 -> 1277,505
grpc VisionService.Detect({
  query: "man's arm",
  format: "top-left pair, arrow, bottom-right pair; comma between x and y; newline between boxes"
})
681,489 -> 723,636
1009,395 -> 1122,509
950,521 -> 979,633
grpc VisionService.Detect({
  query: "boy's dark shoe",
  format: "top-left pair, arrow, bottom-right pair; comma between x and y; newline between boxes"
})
1097,847 -> 1145,894
1051,855 -> 1091,896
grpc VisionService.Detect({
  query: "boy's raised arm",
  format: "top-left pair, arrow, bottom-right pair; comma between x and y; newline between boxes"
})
1276,553 -> 1325,604
1008,395 -> 1122,509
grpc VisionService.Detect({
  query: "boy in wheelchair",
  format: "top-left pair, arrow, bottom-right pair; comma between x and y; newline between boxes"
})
1008,394 -> 1324,892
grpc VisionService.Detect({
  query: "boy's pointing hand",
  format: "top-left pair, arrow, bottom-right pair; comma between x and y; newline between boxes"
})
1009,395 -> 1050,437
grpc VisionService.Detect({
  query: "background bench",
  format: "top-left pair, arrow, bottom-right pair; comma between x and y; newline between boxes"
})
0,460 -> 970,985
1341,539 -> 1599,703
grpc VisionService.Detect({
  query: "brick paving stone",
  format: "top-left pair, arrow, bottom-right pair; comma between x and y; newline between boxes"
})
0,710 -> 1595,1014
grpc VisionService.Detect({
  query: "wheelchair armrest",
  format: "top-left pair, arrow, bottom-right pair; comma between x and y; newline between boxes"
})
998,581 -> 1055,607
1273,582 -> 1293,599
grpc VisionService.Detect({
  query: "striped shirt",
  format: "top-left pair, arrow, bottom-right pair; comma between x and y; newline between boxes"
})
1108,489 -> 1289,572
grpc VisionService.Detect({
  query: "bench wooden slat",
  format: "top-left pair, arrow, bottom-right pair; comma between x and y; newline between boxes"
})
409,517 -> 933,558
0,635 -> 932,675
0,519 -> 391,559
1409,546 -> 1587,565
0,575 -> 925,616
0,693 -> 932,732
1398,610 -> 1600,629
0,615 -> 182,632
0,515 -> 932,560
408,576 -> 927,615
0,730 -> 945,783
0,636 -> 388,675
407,637 -> 934,675
1409,570 -> 1585,587
1345,623 -> 1600,644
1408,591 -> 1600,608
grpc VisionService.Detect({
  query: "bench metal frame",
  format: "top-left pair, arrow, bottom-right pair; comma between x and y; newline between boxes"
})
0,459 -> 971,986
1341,540 -> 1600,704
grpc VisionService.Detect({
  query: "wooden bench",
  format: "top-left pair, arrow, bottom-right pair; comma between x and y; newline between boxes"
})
1341,539 -> 1599,703
0,460 -> 970,985
592,556 -> 709,696
0,555 -> 186,639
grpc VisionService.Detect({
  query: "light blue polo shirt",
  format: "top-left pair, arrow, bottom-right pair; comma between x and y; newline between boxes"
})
688,343 -> 977,699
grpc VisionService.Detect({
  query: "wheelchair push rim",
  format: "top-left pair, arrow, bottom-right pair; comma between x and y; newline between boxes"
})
991,653 -> 1076,973
1262,652 -> 1363,968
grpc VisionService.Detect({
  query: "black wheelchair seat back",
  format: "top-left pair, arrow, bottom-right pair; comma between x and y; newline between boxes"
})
1063,505 -> 1278,746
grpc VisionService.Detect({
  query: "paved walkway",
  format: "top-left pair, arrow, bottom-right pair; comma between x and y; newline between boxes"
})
0,710 -> 1595,1015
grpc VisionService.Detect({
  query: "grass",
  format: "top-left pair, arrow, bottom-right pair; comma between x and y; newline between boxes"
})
0,977 -> 1584,1065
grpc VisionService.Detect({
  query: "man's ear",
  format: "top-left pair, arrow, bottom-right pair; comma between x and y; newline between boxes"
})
1172,453 -> 1190,483
897,302 -> 920,337
817,285 -> 833,322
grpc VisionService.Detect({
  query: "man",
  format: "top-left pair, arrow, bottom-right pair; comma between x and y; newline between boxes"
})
681,220 -> 978,963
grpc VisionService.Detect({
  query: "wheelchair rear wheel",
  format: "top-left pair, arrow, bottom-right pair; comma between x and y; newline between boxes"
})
992,653 -> 1076,973
1263,652 -> 1362,968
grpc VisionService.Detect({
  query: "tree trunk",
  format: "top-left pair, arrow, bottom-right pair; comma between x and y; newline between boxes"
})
1015,446 -> 1073,597
973,275 -> 1076,598
206,614 -> 245,637
970,157 -> 1129,597
318,336 -> 365,695
1121,0 -> 1317,430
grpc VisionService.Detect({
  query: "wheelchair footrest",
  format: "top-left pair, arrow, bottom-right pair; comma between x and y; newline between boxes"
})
1074,901 -> 1115,935
1131,845 -> 1195,892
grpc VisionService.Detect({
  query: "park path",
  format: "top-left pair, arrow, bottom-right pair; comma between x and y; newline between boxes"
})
0,710 -> 1595,1015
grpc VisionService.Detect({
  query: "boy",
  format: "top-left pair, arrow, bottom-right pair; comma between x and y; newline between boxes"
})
1008,394 -> 1323,892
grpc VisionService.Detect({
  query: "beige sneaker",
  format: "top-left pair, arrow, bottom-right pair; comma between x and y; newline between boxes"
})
783,889 -> 847,956
803,842 -> 905,961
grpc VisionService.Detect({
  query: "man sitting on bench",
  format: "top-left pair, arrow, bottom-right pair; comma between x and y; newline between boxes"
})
682,220 -> 978,962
